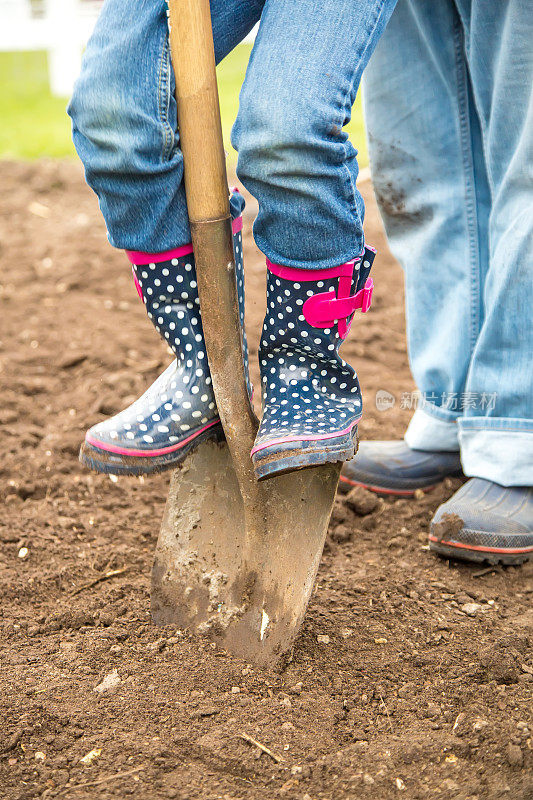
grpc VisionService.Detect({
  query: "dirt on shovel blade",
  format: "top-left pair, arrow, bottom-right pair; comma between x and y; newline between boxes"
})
1,160 -> 532,799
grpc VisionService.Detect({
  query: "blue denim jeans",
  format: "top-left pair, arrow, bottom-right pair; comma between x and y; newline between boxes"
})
68,0 -> 396,268
363,0 -> 533,486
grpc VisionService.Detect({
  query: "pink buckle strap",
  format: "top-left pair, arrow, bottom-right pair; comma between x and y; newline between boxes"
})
358,278 -> 374,313
266,251 -> 374,339
303,277 -> 373,338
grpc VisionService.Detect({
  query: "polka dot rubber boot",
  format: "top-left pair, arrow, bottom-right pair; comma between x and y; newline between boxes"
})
80,209 -> 250,476
251,247 -> 376,481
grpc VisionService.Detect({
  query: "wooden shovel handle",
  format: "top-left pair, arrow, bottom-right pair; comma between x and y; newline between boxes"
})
168,0 -> 228,223
167,0 -> 259,494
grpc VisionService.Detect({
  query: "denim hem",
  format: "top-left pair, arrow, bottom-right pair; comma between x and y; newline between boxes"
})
459,426 -> 533,487
255,237 -> 366,272
111,191 -> 247,254
404,407 -> 459,452
417,399 -> 461,424
458,417 -> 533,433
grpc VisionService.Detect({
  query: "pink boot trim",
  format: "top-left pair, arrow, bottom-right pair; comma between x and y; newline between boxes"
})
85,418 -> 220,458
266,257 -> 360,282
250,418 -> 360,457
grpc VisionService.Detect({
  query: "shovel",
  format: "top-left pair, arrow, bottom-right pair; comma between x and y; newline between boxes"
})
151,0 -> 342,665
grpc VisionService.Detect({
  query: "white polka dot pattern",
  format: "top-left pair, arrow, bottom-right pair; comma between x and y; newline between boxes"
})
253,255 -> 374,455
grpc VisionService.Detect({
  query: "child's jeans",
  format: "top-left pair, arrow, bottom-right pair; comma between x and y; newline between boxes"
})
363,0 -> 533,486
67,0 -> 397,269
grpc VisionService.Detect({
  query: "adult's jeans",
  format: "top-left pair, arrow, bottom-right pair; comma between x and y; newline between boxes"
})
363,0 -> 533,486
68,0 -> 397,268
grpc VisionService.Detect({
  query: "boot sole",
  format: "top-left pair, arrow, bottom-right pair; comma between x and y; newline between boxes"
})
338,475 -> 438,497
338,466 -> 464,496
253,428 -> 359,481
429,527 -> 533,566
79,421 -> 225,477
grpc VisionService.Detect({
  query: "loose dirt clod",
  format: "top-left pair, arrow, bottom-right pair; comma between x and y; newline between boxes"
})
79,748 -> 102,765
344,485 -> 380,516
431,512 -> 464,541
0,730 -> 23,756
93,670 -> 121,695
506,744 -> 524,767
461,602 -> 483,616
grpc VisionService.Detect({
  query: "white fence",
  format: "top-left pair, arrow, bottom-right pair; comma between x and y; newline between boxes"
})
0,0 -> 257,98
0,0 -> 102,96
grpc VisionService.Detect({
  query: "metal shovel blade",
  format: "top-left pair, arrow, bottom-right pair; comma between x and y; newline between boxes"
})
152,439 -> 340,664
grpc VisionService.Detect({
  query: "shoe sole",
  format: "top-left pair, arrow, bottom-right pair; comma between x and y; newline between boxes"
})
428,527 -> 533,566
79,421 -> 225,476
338,475 -> 438,497
253,428 -> 359,481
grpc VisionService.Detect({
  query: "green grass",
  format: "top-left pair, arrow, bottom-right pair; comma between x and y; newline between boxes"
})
0,46 -> 367,166
0,51 -> 75,159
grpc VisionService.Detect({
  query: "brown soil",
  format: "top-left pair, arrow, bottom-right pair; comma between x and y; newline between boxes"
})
1,159 -> 532,800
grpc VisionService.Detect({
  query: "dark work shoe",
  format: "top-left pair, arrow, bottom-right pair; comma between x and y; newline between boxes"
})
429,479 -> 533,565
339,440 -> 463,496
